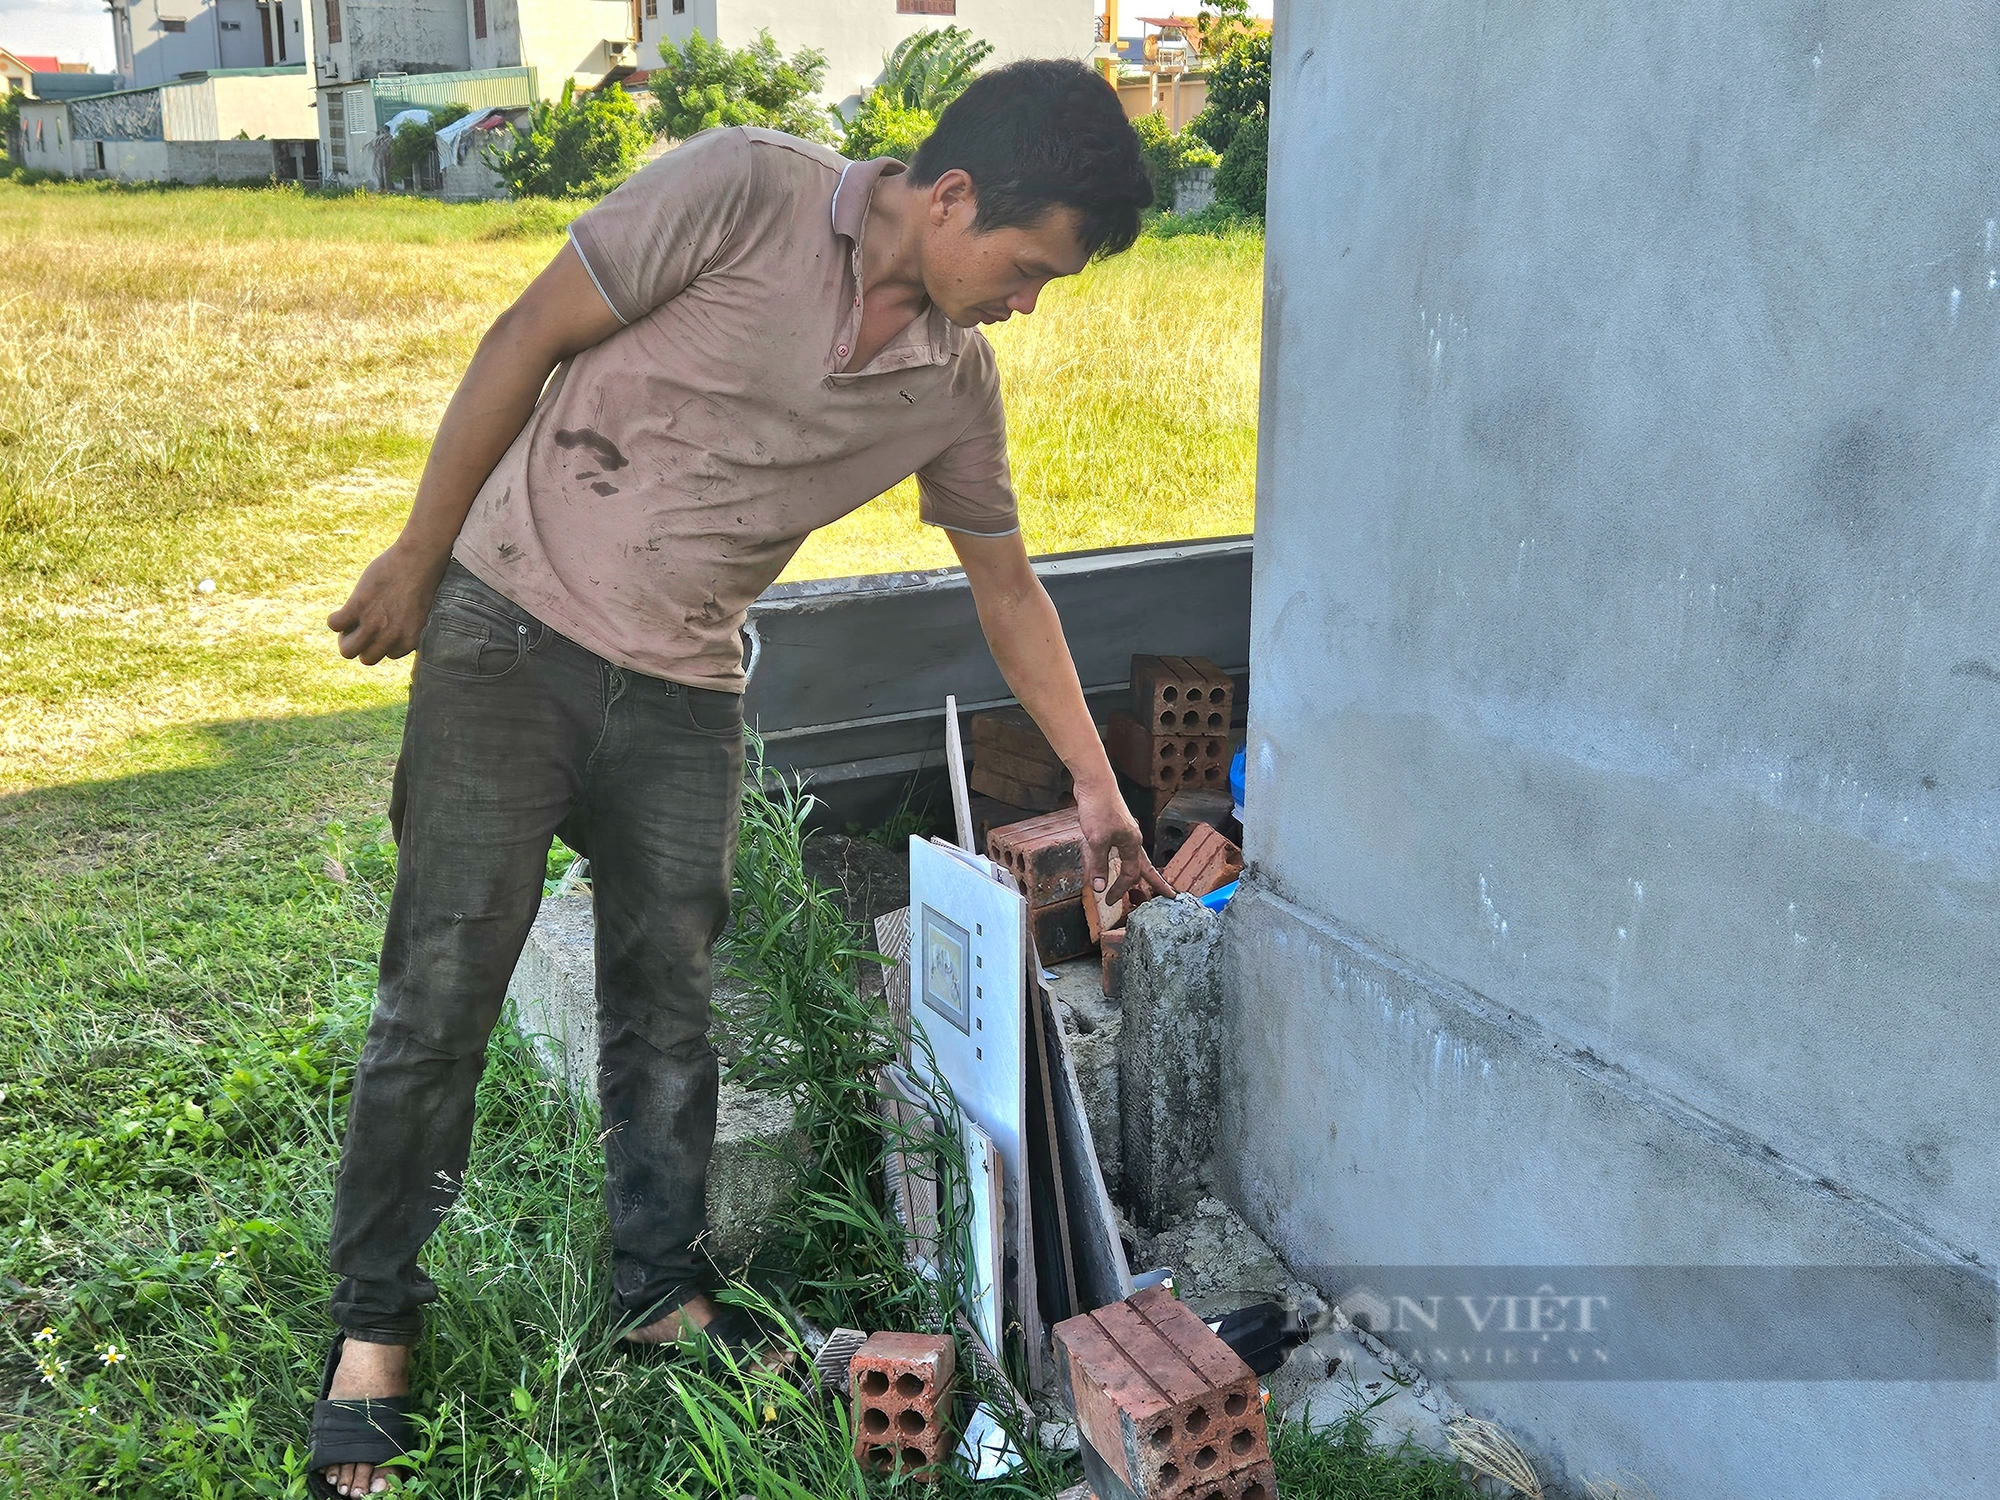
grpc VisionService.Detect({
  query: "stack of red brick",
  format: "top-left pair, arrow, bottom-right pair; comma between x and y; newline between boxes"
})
1055,1284 -> 1279,1500
968,655 -> 1244,988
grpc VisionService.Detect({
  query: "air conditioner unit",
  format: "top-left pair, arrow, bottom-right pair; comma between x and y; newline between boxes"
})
604,40 -> 638,69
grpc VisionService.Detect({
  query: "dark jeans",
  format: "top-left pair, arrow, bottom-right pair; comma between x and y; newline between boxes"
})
327,561 -> 744,1344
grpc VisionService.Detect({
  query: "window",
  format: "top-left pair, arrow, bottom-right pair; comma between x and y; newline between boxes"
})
324,0 -> 341,45
326,88 -> 346,174
95,141 -> 106,170
221,19 -> 242,29
898,0 -> 956,12
161,16 -> 188,31
34,120 -> 43,149
473,0 -> 486,38
673,0 -> 684,13
644,0 -> 657,17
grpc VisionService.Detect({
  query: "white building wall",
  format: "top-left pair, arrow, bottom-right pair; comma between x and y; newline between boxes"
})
114,0 -> 230,88
16,101 -> 74,175
215,0 -> 268,67
641,0 -> 1095,115
307,0 -> 471,86
203,70 -> 317,138
473,0 -> 635,89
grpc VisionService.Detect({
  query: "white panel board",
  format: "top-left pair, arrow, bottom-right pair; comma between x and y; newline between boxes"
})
907,836 -> 1027,1198
962,1117 -> 1005,1357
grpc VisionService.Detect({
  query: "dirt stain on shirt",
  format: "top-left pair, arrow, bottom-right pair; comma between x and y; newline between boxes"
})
553,428 -> 630,471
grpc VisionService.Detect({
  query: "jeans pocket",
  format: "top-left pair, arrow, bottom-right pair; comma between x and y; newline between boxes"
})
679,685 -> 744,737
419,595 -> 529,681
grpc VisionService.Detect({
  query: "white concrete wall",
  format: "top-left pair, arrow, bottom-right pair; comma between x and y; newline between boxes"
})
16,101 -> 74,174
642,0 -> 1095,116
200,70 -> 317,139
314,81 -> 376,184
1231,0 -> 2000,1494
473,0 -> 636,89
215,0 -> 268,68
308,0 -> 471,84
115,0 -> 228,88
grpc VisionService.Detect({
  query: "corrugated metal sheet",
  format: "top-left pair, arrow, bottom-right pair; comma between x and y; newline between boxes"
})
70,89 -> 164,142
161,81 -> 219,142
371,67 -> 539,116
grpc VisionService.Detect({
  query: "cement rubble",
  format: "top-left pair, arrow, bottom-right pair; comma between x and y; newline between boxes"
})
1117,895 -> 1225,1229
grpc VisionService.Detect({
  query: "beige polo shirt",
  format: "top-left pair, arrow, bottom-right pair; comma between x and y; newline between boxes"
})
453,127 -> 1019,692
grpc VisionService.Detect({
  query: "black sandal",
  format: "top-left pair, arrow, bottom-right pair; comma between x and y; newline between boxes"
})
306,1335 -> 418,1498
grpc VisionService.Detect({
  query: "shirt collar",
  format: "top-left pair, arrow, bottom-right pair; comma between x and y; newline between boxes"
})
831,156 -> 907,242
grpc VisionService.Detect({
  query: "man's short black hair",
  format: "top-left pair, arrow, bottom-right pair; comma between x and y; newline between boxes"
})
909,59 -> 1154,258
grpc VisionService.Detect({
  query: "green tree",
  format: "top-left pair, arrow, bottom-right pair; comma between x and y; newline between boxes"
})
1214,114 -> 1267,215
1132,110 -> 1220,206
390,103 -> 469,186
839,91 -> 936,162
0,86 -> 22,163
487,79 -> 652,201
647,29 -> 836,144
1193,0 -> 1260,59
1187,32 -> 1270,155
877,26 -> 993,114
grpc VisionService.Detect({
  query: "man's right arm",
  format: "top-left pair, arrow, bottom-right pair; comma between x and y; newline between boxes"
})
327,240 -> 624,664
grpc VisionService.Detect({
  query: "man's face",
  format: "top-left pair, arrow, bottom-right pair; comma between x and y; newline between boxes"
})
917,170 -> 1093,328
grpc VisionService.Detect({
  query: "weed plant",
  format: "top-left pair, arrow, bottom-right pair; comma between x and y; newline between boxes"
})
0,739 -> 1066,1496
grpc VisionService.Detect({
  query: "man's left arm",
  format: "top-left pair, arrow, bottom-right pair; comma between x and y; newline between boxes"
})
949,530 -> 1173,904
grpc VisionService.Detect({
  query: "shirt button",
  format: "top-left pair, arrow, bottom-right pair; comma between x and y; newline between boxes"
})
837,344 -> 848,357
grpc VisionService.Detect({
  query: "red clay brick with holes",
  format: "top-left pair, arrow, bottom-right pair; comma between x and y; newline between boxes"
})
1105,713 -> 1230,795
1054,1284 -> 1272,1500
986,806 -> 1088,907
1130,656 -> 1236,736
849,1331 -> 956,1482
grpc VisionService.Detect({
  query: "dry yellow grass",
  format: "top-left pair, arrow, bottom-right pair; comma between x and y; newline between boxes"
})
0,181 -> 1261,791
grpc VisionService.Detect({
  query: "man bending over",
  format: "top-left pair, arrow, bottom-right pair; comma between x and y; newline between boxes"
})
311,59 -> 1165,1497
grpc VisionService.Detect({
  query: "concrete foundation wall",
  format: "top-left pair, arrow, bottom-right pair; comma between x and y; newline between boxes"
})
1233,0 -> 2000,1491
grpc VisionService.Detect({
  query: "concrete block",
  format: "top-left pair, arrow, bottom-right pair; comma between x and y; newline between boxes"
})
988,806 -> 1088,907
1119,897 -> 1223,1229
1055,1284 -> 1269,1500
851,1331 -> 956,1481
507,891 -> 810,1266
1047,957 -> 1123,1195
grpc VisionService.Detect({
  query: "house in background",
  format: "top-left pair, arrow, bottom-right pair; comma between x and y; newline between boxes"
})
109,0 -> 304,87
28,67 -> 318,183
2,49 -> 81,97
638,0 -> 1096,116
303,0 -> 637,190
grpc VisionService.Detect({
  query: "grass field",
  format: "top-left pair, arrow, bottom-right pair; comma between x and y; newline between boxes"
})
0,180 -> 1471,1498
